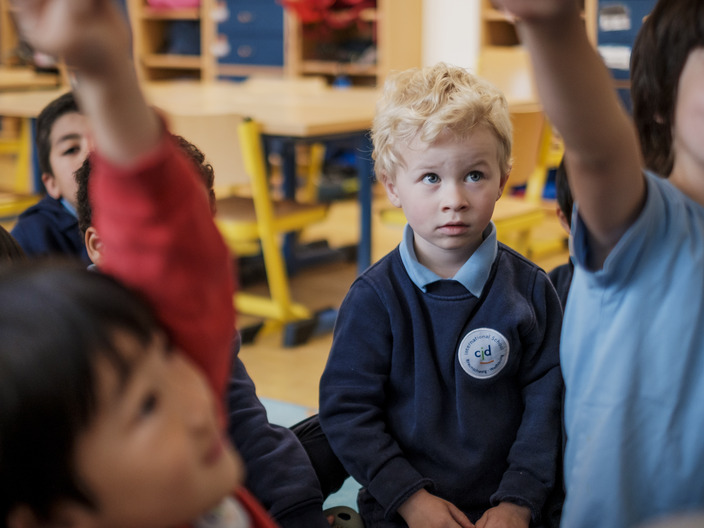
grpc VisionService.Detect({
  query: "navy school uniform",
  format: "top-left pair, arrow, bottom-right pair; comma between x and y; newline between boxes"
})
320,225 -> 563,527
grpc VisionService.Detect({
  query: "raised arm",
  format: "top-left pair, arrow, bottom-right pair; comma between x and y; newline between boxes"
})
12,0 -> 235,399
491,0 -> 645,267
12,0 -> 161,163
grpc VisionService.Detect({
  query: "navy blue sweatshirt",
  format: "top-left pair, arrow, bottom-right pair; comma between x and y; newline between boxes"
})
11,195 -> 90,264
227,357 -> 329,528
319,244 -> 563,525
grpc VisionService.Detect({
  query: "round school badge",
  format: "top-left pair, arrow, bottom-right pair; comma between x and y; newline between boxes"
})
457,328 -> 510,379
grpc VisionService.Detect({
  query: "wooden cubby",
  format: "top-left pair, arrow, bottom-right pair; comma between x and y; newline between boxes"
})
478,0 -> 597,101
284,0 -> 423,87
127,0 -> 217,81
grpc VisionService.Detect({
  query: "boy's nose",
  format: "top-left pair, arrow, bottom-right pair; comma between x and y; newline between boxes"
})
441,183 -> 469,211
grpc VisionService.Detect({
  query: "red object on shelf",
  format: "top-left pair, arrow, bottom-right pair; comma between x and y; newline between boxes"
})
279,0 -> 375,27
146,0 -> 201,7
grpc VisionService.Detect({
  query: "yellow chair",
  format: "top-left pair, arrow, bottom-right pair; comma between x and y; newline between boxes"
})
214,118 -> 330,345
0,116 -> 39,218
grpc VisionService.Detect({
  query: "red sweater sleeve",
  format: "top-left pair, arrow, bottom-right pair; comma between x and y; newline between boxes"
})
90,134 -> 236,407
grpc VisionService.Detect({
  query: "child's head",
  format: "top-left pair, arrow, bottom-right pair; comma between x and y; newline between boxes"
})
372,63 -> 512,271
0,226 -> 25,264
554,157 -> 573,233
36,92 -> 91,209
0,262 -> 243,528
76,135 -> 216,265
631,0 -> 704,177
371,62 -> 512,183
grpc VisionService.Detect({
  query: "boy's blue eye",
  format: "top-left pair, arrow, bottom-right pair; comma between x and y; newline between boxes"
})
422,173 -> 440,184
466,171 -> 484,182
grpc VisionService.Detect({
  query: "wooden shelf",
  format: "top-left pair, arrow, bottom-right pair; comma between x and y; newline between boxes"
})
285,0 -> 422,87
141,7 -> 200,20
142,54 -> 203,69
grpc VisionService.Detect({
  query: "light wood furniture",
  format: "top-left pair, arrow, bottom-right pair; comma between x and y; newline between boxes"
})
127,0 -> 217,81
284,0 -> 423,87
214,117 -> 330,345
479,0 -> 597,101
0,80 -> 380,272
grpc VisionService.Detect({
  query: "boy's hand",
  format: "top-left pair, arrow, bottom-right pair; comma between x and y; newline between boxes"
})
474,502 -> 530,528
398,488 -> 474,528
489,0 -> 579,20
10,0 -> 130,76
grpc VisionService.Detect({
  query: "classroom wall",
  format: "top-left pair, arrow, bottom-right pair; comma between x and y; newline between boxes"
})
422,0 -> 480,72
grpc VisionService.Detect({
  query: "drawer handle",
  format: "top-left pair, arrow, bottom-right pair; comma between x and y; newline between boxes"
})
237,10 -> 253,24
237,45 -> 254,58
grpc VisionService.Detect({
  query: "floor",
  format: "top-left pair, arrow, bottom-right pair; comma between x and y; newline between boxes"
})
0,150 -> 569,413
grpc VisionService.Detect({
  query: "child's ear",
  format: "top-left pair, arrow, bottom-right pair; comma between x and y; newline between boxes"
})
41,173 -> 61,200
381,172 -> 402,208
497,171 -> 511,200
84,227 -> 103,267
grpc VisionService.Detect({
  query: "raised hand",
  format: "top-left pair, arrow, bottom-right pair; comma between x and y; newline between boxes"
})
10,0 -> 130,75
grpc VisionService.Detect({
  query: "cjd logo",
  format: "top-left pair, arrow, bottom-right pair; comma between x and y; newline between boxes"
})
476,345 -> 493,364
458,328 -> 509,379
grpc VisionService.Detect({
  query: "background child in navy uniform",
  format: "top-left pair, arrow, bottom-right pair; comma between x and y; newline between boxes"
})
488,0 -> 704,526
1,0 -> 276,527
547,159 -> 573,308
11,92 -> 91,263
319,63 -> 563,528
75,140 -> 344,528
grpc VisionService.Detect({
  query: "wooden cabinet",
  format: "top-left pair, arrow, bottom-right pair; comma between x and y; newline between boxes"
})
128,0 -> 285,81
284,0 -> 423,87
478,0 -> 597,101
127,0 -> 217,81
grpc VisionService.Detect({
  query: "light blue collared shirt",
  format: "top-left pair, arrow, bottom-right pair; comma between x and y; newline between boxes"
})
60,197 -> 78,219
398,222 -> 498,297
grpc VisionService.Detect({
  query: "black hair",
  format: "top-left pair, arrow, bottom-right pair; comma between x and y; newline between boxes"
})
76,135 -> 216,236
0,226 -> 25,264
554,157 -> 573,227
631,0 -> 704,177
0,261 -> 159,524
36,92 -> 80,177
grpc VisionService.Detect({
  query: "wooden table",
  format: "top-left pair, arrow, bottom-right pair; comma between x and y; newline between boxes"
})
0,80 -> 380,270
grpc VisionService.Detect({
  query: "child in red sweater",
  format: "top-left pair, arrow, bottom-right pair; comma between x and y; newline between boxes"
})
0,1 -> 275,527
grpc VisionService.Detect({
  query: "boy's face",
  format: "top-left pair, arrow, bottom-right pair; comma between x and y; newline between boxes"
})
72,331 -> 243,528
41,112 -> 91,210
383,126 -> 508,275
673,47 -> 704,194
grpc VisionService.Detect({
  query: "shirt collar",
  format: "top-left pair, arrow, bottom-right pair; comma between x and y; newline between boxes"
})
60,197 -> 78,219
399,222 -> 498,296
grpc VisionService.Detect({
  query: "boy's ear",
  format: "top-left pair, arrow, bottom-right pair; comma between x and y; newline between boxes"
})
497,171 -> 511,200
41,173 -> 61,200
84,227 -> 103,267
380,172 -> 402,208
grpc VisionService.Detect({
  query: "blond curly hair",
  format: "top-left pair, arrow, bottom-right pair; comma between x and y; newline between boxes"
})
372,62 -> 512,181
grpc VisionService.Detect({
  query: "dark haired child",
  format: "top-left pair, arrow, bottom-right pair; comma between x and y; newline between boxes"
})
0,225 -> 25,263
75,138 -> 343,528
547,158 -> 573,308
489,0 -> 704,526
11,91 -> 91,263
1,1 -> 276,527
319,62 -> 563,528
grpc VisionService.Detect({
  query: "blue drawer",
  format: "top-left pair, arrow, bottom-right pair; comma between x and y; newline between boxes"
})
219,0 -> 283,36
218,35 -> 284,66
597,0 -> 656,47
